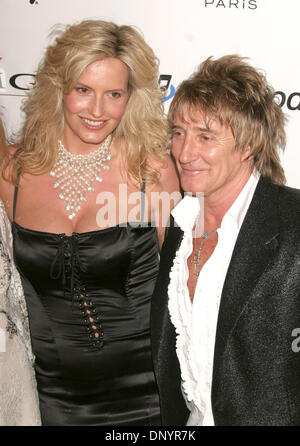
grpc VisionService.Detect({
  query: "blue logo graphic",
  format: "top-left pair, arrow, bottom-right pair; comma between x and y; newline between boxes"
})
163,85 -> 175,103
159,74 -> 176,103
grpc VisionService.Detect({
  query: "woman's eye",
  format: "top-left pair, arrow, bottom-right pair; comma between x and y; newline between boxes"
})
75,86 -> 89,93
109,91 -> 122,98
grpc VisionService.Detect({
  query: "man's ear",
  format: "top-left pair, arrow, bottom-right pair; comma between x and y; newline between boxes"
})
241,145 -> 254,162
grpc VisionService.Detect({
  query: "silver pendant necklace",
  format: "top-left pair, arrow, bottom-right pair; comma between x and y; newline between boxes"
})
50,134 -> 112,219
191,229 -> 217,277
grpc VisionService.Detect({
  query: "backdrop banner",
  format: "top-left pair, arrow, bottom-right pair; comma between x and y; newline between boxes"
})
0,0 -> 299,187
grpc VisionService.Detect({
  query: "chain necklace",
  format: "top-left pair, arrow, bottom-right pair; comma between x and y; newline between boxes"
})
50,135 -> 112,219
191,229 -> 217,277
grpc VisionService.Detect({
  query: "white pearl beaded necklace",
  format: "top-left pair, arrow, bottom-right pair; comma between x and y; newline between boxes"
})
50,135 -> 112,219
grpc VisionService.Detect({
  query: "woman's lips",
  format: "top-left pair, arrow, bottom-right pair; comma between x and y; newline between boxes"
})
80,117 -> 107,130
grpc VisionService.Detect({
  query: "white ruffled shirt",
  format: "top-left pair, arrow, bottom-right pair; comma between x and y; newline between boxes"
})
168,173 -> 259,426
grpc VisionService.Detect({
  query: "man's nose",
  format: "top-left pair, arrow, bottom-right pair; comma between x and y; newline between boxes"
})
178,134 -> 199,164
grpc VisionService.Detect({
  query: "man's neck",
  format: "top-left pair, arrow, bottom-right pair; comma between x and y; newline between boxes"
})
203,170 -> 253,230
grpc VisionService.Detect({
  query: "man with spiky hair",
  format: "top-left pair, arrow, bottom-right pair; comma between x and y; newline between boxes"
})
151,55 -> 300,426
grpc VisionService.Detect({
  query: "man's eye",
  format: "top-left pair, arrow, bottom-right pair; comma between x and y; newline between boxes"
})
172,131 -> 183,137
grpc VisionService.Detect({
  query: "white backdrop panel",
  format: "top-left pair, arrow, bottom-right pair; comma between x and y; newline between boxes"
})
0,0 -> 299,187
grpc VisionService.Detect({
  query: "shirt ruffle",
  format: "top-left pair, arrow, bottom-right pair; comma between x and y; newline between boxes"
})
168,230 -> 207,413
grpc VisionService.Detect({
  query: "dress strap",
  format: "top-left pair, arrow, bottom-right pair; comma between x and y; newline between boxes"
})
13,169 -> 21,222
140,180 -> 146,224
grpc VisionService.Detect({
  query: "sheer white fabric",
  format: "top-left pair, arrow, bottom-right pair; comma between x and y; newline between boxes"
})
0,200 -> 41,426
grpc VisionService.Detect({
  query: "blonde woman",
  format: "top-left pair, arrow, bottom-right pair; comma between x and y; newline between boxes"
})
0,118 -> 40,425
0,20 -> 180,426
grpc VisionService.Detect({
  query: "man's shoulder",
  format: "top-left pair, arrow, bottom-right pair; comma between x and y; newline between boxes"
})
260,180 -> 300,239
275,182 -> 300,222
277,183 -> 300,203
258,178 -> 300,214
238,178 -> 299,250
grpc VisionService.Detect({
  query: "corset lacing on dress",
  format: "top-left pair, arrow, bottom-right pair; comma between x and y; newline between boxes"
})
49,232 -> 104,349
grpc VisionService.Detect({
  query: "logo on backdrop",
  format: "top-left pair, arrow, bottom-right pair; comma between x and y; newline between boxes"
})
0,71 -> 35,95
0,71 -> 299,111
0,68 -> 6,92
157,76 -> 300,110
159,74 -> 176,103
275,91 -> 300,111
9,73 -> 36,90
202,0 -> 258,9
0,73 -> 177,101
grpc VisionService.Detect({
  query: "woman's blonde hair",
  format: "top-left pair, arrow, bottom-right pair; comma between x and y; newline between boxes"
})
7,20 -> 169,184
169,55 -> 286,185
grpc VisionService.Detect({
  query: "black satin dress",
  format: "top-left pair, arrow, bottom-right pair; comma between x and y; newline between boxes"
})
12,184 -> 161,426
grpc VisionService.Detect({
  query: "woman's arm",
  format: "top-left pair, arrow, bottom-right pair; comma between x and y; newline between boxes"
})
150,155 -> 181,250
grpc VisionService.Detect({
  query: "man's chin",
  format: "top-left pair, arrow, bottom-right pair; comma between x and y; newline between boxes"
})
181,180 -> 206,196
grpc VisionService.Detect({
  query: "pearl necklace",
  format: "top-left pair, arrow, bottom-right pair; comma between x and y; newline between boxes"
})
50,135 -> 112,219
